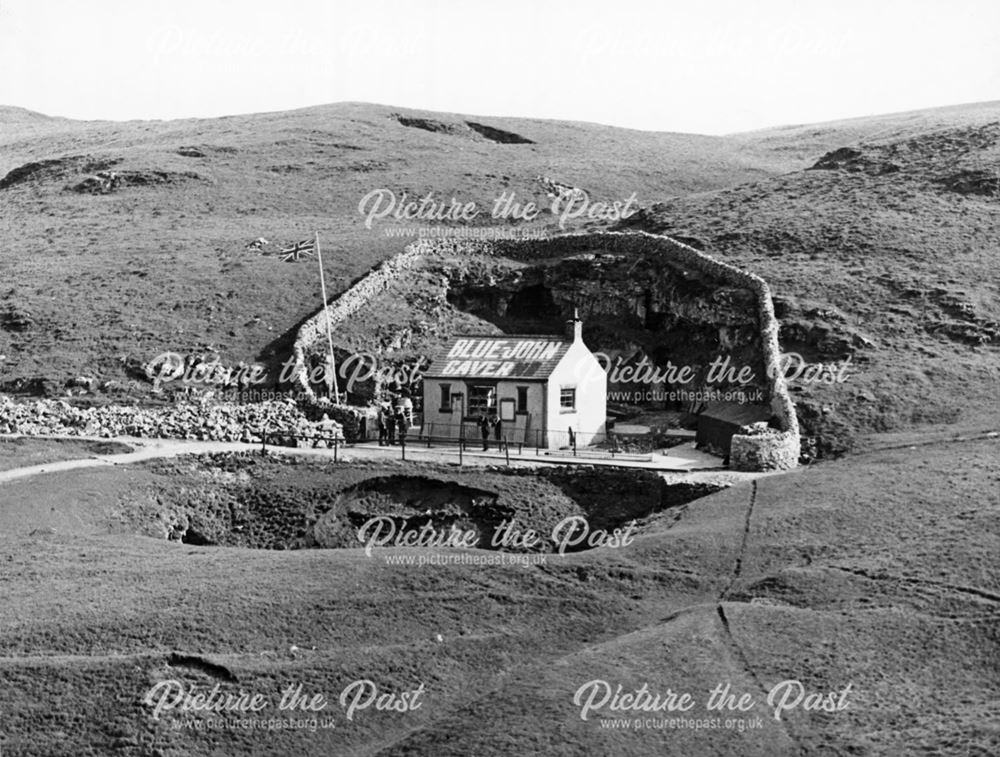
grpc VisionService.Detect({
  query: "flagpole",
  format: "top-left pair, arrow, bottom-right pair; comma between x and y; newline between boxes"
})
315,231 -> 341,405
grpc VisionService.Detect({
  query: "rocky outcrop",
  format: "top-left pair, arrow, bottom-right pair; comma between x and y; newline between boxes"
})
809,146 -> 900,175
442,249 -> 764,391
465,121 -> 533,144
936,168 -> 999,197
0,155 -> 121,190
394,115 -> 462,135
392,114 -> 534,144
68,169 -> 207,194
482,232 -> 800,471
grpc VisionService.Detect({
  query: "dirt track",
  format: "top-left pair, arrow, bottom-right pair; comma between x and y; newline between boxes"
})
0,432 -> 743,485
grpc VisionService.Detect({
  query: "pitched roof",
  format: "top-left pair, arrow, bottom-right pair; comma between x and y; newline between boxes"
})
423,334 -> 572,380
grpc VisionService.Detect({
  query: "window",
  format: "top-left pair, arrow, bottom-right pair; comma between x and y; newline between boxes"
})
439,384 -> 451,412
516,386 -> 528,413
560,386 -> 576,412
468,384 -> 496,416
500,398 -> 516,422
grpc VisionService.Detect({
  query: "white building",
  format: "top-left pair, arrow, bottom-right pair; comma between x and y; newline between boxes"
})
421,313 -> 607,449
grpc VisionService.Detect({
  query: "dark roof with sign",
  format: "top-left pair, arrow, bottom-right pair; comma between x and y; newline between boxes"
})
423,334 -> 573,381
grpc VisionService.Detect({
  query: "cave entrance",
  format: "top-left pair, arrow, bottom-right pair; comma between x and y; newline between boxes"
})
500,284 -> 563,333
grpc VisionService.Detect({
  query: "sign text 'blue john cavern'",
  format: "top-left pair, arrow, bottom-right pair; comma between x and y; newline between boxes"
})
438,338 -> 563,378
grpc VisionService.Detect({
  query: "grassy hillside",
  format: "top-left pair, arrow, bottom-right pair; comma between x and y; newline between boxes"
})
620,105 -> 1000,451
0,102 -> 802,390
0,438 -> 995,755
2,100 -> 999,754
2,100 -> 999,449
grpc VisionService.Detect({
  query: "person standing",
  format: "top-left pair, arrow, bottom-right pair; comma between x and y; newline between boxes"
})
479,414 -> 491,451
386,403 -> 396,446
399,391 -> 414,428
396,408 -> 408,447
377,405 -> 388,446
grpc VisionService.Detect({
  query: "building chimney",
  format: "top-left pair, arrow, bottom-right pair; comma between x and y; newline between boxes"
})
565,307 -> 583,342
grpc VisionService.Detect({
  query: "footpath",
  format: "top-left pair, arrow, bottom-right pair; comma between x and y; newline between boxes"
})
0,434 -> 776,489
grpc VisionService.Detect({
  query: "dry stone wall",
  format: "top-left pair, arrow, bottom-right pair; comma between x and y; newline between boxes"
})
291,246 -> 427,396
0,396 -> 342,444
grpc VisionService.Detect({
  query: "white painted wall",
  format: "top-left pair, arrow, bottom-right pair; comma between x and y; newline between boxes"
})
545,341 -> 607,449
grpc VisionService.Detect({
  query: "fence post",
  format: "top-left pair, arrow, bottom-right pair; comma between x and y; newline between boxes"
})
260,429 -> 267,455
401,436 -> 406,461
334,438 -> 339,463
572,429 -> 577,457
458,436 -> 463,466
504,436 -> 510,467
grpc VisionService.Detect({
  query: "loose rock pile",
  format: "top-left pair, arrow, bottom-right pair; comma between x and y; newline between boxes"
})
0,395 -> 343,444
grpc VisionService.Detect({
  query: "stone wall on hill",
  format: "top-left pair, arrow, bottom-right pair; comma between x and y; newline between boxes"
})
290,246 -> 427,398
0,396 -> 342,445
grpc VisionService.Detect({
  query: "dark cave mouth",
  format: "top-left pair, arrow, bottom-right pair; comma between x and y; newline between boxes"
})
443,275 -> 769,400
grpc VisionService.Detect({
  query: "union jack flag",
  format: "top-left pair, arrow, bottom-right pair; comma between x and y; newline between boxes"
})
276,239 -> 316,262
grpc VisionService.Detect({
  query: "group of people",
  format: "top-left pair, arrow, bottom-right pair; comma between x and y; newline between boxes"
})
478,412 -> 503,451
371,395 -> 506,451
376,397 -> 412,446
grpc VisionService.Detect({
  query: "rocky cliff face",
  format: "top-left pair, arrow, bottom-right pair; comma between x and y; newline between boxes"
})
442,250 -> 767,395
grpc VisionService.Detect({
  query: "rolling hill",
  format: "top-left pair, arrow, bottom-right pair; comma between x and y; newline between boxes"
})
0,101 -> 806,392
2,101 -> 997,454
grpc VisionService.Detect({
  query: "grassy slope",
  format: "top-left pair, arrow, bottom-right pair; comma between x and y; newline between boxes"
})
4,100 -> 998,448
0,436 -> 130,472
0,102 -> 802,389
621,103 -> 1000,450
0,437 -> 996,755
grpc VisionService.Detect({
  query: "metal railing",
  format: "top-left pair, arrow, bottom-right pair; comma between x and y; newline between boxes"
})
371,422 -> 647,462
413,422 -> 610,454
256,423 -> 651,466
